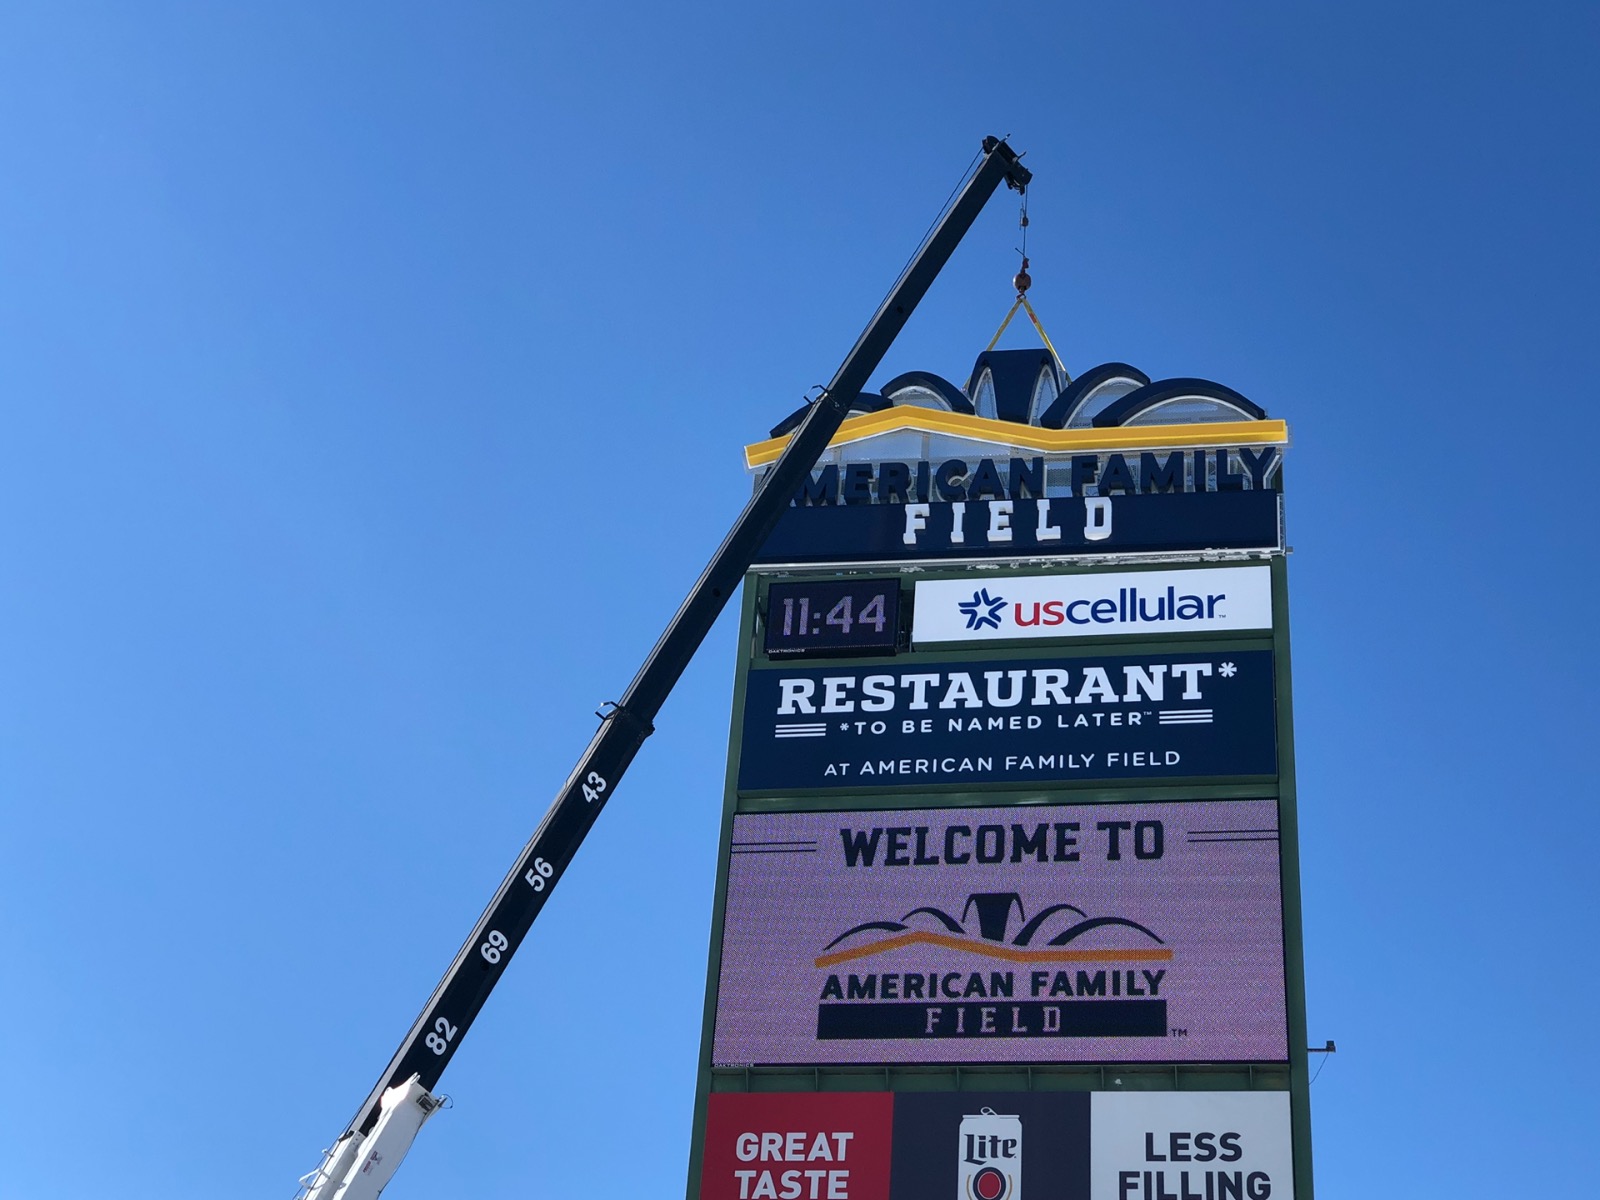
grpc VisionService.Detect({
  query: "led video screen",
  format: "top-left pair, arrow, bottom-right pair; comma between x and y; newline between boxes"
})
711,799 -> 1287,1065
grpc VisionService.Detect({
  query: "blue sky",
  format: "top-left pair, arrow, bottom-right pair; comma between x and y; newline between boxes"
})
2,3 -> 1596,1196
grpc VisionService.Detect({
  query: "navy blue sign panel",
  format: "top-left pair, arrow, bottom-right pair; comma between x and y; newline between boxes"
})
752,491 -> 1281,564
890,1092 -> 1089,1200
738,650 -> 1277,792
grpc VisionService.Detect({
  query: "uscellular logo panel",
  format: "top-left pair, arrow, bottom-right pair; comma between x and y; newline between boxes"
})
911,566 -> 1273,645
711,799 -> 1288,1067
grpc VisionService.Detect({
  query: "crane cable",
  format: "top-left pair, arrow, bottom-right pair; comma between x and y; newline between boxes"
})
981,189 -> 1072,384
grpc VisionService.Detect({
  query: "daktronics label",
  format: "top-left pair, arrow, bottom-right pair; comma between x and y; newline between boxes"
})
711,800 -> 1288,1066
912,567 -> 1271,645
738,651 -> 1276,792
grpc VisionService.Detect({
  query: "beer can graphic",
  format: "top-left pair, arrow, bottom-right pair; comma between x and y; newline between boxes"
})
958,1108 -> 1021,1200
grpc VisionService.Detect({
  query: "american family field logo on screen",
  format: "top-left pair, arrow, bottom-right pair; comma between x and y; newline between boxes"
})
813,880 -> 1174,1042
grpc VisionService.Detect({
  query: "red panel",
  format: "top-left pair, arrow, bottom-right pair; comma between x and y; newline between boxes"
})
701,1092 -> 895,1200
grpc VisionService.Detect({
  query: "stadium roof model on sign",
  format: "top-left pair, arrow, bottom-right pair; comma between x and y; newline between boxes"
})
748,351 -> 1286,474
746,348 -> 1288,568
768,352 -> 1265,436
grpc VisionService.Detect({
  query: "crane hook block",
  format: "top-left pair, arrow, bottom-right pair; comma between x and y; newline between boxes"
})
1013,256 -> 1032,295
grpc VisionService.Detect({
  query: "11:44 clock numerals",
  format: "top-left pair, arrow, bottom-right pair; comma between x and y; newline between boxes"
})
779,592 -> 888,637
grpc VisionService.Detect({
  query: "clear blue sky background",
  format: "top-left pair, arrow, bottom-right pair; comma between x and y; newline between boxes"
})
3,3 -> 1596,1197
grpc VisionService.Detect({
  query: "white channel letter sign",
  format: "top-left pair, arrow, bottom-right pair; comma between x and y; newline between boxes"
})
912,566 -> 1272,644
1089,1092 -> 1293,1200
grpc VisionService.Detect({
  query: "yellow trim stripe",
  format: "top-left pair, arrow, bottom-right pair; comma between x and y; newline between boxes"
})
744,411 -> 1288,469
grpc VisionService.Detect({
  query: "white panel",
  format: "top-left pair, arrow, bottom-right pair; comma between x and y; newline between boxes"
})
913,566 -> 1272,644
1090,1092 -> 1294,1200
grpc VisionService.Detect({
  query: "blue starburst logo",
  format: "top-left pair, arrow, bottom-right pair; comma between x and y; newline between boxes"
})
958,588 -> 1007,631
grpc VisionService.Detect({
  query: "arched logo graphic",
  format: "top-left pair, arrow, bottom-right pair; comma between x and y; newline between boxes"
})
813,891 -> 1175,1043
816,891 -> 1169,969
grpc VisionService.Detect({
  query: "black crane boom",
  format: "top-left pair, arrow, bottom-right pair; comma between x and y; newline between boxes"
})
311,136 -> 1031,1185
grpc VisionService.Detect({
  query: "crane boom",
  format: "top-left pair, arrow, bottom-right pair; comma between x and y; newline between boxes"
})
298,135 -> 1031,1200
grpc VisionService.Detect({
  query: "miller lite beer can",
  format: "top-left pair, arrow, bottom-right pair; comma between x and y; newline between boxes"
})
958,1108 -> 1021,1200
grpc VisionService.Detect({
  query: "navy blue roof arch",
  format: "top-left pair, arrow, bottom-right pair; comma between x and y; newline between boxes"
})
964,349 -> 1060,424
879,370 -> 974,414
1038,362 -> 1150,429
1090,377 -> 1266,427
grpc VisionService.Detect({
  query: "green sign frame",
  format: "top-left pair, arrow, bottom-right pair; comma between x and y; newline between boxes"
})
685,555 -> 1313,1199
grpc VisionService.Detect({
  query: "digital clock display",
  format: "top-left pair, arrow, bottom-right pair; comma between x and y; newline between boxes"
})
762,579 -> 901,659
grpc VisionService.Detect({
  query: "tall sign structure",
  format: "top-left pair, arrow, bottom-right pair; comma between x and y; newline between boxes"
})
687,354 -> 1312,1200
